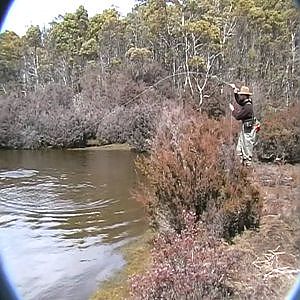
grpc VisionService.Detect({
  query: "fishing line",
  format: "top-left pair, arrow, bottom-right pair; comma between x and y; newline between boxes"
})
123,71 -> 232,107
121,72 -> 233,135
99,70 -> 236,148
101,71 -> 235,142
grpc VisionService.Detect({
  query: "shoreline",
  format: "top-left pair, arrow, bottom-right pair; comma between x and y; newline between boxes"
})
91,163 -> 300,299
0,143 -> 135,152
68,143 -> 134,151
91,231 -> 152,300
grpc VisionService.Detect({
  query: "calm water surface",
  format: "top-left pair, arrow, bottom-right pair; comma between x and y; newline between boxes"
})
0,149 -> 146,300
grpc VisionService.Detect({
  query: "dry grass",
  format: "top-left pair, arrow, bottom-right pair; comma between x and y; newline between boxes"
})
229,163 -> 300,299
252,246 -> 300,279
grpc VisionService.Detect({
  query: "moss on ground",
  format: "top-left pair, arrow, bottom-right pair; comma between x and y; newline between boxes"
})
91,231 -> 153,300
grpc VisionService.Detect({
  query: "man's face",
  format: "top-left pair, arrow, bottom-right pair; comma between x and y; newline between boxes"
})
239,94 -> 248,103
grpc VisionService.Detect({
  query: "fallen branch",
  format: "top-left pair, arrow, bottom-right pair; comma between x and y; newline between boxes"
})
253,246 -> 300,280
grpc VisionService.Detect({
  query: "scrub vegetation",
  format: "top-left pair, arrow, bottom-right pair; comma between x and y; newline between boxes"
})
0,0 -> 298,160
0,1 -> 299,299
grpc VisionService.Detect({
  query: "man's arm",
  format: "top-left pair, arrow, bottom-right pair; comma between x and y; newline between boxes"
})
229,83 -> 240,104
232,104 -> 252,120
234,91 -> 239,104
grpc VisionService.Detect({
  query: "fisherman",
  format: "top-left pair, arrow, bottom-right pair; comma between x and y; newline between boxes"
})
229,84 -> 260,166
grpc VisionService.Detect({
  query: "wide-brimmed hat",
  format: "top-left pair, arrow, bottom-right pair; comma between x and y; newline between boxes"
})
238,86 -> 252,95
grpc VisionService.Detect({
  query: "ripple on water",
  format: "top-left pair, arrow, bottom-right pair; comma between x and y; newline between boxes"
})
0,169 -> 39,179
0,173 -> 126,247
0,150 -> 147,300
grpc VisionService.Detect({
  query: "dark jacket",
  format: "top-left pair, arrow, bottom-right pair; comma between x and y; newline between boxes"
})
232,93 -> 254,122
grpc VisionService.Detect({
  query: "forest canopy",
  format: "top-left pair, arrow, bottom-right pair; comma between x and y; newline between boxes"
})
0,0 -> 298,102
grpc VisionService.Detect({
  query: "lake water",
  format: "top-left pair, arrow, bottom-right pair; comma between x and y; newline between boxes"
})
0,149 -> 146,300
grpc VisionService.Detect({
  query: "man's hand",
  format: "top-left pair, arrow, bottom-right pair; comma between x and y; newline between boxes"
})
229,83 -> 239,93
229,103 -> 234,111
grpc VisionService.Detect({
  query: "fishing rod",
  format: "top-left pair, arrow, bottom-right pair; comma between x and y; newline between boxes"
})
100,71 -> 236,143
102,70 -> 235,142
122,71 -> 232,107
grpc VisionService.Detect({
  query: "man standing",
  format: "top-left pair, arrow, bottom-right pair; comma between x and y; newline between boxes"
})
229,84 -> 259,166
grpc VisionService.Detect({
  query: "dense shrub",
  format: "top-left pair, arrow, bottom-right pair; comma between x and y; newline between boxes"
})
135,106 -> 261,239
130,212 -> 239,300
0,84 -> 95,149
130,107 -> 262,299
96,89 -> 166,152
0,67 -> 172,150
256,103 -> 300,163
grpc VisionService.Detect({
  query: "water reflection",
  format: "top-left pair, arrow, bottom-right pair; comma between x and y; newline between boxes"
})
0,149 -> 146,300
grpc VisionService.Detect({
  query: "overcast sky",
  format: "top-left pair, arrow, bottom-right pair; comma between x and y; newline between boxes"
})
1,0 -> 136,36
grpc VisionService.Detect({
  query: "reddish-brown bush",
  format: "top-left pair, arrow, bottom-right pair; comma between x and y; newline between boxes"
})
135,106 -> 261,238
130,211 -> 239,300
256,103 -> 300,163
